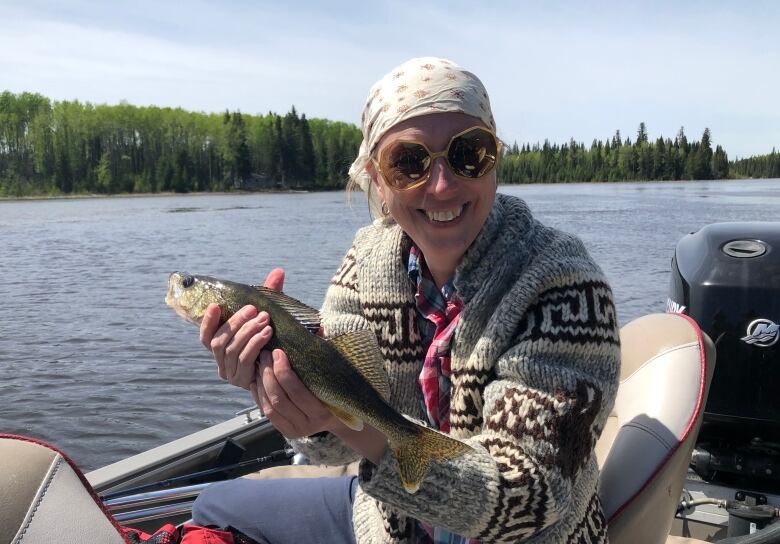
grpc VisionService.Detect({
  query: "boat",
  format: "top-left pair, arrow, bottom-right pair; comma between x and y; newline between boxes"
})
2,222 -> 778,543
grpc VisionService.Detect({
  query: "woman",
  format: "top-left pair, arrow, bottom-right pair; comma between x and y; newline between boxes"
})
193,57 -> 620,543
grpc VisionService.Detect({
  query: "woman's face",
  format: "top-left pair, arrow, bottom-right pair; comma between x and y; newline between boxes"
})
370,112 -> 497,274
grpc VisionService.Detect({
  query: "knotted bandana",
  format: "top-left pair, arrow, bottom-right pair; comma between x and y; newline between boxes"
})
348,57 -> 496,192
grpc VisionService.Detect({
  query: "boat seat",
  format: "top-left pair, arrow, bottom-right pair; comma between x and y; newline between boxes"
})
665,536 -> 710,544
0,434 -> 126,544
596,313 -> 716,544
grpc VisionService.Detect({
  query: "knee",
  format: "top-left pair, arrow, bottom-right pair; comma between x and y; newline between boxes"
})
191,480 -> 241,527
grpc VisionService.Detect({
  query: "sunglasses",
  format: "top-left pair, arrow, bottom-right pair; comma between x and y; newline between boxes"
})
372,126 -> 500,191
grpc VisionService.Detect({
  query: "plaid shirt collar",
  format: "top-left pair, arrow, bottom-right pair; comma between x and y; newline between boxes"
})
407,245 -> 458,311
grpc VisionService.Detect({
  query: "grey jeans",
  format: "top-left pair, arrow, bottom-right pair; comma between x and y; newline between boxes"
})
192,476 -> 358,544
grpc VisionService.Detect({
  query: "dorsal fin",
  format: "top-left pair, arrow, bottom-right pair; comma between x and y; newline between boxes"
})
251,286 -> 321,333
329,329 -> 390,401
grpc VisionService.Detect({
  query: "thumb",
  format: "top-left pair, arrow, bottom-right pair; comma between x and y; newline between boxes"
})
263,267 -> 285,291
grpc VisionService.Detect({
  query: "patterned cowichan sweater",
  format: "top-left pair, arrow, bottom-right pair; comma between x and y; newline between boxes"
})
290,193 -> 621,543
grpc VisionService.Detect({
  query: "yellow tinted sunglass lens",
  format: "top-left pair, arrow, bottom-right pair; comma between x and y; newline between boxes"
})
447,128 -> 497,178
377,126 -> 498,190
382,142 -> 430,189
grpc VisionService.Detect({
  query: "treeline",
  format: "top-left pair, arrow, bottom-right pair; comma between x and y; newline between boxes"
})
0,91 -> 361,196
1,91 -> 778,197
731,149 -> 780,179
499,123 -> 733,183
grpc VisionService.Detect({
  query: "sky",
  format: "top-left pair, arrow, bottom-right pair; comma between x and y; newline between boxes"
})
1,0 -> 779,158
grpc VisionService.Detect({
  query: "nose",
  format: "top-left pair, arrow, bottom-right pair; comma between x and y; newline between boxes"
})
425,157 -> 459,195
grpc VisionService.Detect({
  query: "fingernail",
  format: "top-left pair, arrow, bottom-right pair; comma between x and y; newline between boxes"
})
262,326 -> 273,336
243,306 -> 257,318
272,349 -> 281,363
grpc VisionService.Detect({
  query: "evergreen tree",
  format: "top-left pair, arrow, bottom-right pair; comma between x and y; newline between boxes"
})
612,130 -> 622,148
712,145 -> 729,179
298,113 -> 316,186
636,122 -> 648,145
690,128 -> 713,180
225,111 -> 252,186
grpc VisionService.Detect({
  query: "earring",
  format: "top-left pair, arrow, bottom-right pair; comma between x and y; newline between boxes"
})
381,202 -> 390,216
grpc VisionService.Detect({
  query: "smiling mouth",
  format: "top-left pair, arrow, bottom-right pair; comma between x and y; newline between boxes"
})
423,204 -> 466,223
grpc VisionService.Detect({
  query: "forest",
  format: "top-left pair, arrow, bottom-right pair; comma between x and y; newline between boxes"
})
501,121 -> 780,183
1,92 -> 778,196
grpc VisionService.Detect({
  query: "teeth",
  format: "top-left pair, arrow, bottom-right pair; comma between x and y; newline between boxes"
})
426,206 -> 463,222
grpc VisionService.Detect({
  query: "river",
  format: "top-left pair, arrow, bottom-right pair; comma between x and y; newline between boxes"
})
1,179 -> 778,470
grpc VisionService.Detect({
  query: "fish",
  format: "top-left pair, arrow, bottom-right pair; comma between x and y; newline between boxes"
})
165,272 -> 473,493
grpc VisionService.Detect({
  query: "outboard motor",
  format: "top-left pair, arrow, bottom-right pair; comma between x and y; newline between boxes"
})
669,222 -> 780,489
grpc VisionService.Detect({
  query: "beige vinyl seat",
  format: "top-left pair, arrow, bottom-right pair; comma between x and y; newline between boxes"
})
596,313 -> 716,544
0,434 -> 126,544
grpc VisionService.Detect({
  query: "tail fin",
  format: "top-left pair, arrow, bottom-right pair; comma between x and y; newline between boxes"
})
391,427 -> 472,494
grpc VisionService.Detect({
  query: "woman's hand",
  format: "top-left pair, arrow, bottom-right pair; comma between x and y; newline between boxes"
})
251,348 -> 389,464
251,348 -> 339,439
199,268 -> 285,390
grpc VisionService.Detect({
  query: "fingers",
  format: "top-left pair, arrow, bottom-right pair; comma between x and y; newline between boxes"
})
256,351 -> 300,437
271,349 -> 331,425
263,268 -> 285,291
257,349 -> 333,439
200,304 -> 222,351
249,381 -> 262,413
254,351 -> 270,403
209,305 -> 258,381
224,316 -> 272,390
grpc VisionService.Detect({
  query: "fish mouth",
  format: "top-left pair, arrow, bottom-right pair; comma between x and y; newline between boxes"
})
165,271 -> 201,324
165,272 -> 183,308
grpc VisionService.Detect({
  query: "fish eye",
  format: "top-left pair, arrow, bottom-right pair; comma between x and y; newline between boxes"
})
182,275 -> 194,288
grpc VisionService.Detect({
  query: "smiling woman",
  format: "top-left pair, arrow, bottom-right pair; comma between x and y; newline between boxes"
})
367,113 -> 499,287
192,57 -> 621,544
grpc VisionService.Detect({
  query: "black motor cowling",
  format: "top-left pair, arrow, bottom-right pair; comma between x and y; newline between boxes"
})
669,222 -> 780,485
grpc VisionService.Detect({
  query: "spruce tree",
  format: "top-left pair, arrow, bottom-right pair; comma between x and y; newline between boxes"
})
636,122 -> 648,145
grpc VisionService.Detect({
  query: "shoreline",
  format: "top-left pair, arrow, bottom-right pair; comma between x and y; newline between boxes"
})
0,177 -> 774,202
0,188 -> 329,202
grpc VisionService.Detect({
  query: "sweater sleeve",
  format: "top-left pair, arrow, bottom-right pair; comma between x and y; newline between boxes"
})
357,242 -> 621,542
286,239 -> 371,466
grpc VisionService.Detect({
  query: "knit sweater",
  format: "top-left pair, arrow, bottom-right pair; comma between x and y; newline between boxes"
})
290,193 -> 621,543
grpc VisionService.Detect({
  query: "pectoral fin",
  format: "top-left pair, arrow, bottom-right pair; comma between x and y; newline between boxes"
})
324,403 -> 364,431
329,330 -> 391,401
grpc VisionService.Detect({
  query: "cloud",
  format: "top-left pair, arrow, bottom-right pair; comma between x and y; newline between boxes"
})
1,0 -> 778,156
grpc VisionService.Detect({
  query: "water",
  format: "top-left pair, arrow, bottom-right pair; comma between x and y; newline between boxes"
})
1,179 -> 778,470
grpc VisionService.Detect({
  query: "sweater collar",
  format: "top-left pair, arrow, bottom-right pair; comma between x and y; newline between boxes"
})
453,193 -> 536,305
376,194 -> 536,308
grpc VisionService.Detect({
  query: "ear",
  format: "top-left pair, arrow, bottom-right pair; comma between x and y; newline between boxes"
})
366,161 -> 387,202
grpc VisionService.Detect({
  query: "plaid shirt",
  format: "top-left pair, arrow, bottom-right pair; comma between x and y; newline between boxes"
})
408,245 -> 477,544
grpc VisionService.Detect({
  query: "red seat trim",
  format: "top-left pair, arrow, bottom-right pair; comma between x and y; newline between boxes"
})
607,313 -> 708,523
0,433 -> 131,543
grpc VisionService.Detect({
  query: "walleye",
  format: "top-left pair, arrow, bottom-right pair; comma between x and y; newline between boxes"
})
165,272 -> 472,493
